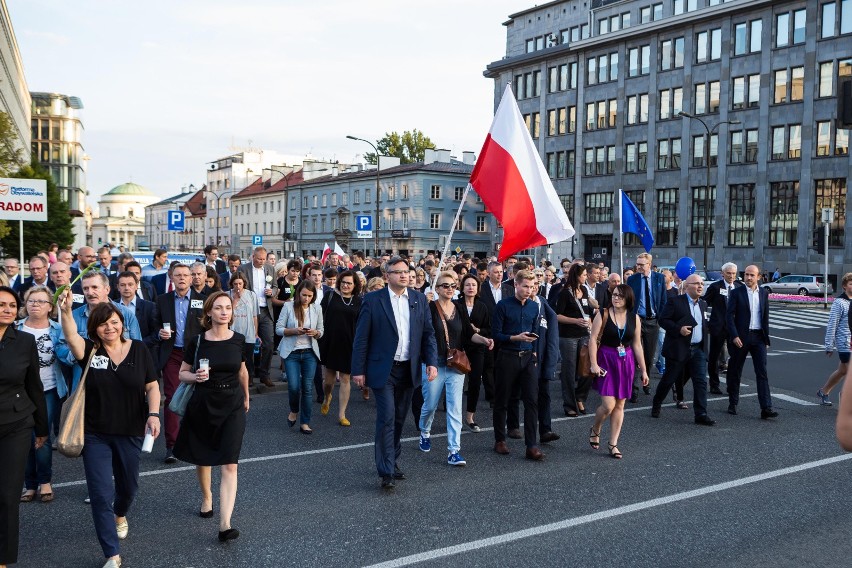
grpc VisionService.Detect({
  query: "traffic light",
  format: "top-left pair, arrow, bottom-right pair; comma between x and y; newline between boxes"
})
813,228 -> 825,255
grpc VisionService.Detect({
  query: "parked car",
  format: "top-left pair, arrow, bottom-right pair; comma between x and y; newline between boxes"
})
760,275 -> 833,296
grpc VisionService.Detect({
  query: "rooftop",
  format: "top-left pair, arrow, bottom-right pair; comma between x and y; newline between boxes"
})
105,182 -> 154,196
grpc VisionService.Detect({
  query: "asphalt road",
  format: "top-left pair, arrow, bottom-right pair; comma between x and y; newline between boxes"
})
14,304 -> 851,568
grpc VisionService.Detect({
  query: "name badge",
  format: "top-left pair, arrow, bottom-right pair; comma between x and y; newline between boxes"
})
581,299 -> 588,306
73,294 -> 85,304
540,317 -> 548,329
91,355 -> 109,370
617,345 -> 626,357
720,288 -> 728,297
190,299 -> 204,309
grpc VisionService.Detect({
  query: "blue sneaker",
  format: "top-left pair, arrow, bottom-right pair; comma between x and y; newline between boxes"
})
817,389 -> 833,406
447,452 -> 466,466
419,433 -> 431,452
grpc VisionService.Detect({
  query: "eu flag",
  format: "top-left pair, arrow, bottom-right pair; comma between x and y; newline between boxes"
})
621,191 -> 654,252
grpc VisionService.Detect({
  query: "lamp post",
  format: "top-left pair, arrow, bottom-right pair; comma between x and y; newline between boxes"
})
205,188 -> 230,249
346,135 -> 380,256
677,112 -> 740,272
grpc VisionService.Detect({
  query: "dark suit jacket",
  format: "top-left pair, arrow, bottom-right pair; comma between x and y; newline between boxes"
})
0,328 -> 48,436
351,288 -> 438,389
126,298 -> 160,351
479,280 -> 512,315
454,297 -> 491,341
534,298 -> 560,379
659,294 -> 709,362
236,263 -> 278,319
219,271 -> 234,292
109,278 -> 156,302
547,279 -> 566,309
593,281 -> 608,306
726,285 -> 770,346
150,272 -> 170,296
204,259 -> 226,275
703,279 -> 744,336
15,277 -> 54,295
627,271 -> 668,317
154,289 -> 207,370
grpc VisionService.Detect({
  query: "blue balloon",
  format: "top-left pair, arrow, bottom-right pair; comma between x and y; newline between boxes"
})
675,257 -> 696,281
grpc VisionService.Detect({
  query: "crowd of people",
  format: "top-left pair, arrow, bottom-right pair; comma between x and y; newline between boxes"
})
1,242 -> 851,567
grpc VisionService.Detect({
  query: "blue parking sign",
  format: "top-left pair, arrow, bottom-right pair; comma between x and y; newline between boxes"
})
252,235 -> 263,246
167,210 -> 185,231
355,215 -> 372,231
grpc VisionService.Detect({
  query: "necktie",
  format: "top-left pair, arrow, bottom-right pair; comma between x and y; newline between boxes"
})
644,275 -> 652,317
167,280 -> 174,293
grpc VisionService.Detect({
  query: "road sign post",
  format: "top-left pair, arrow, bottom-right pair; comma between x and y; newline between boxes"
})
822,208 -> 834,309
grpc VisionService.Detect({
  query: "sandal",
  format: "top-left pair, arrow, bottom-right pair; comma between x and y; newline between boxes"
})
39,492 -> 54,503
20,490 -> 36,503
608,443 -> 623,459
588,428 -> 600,450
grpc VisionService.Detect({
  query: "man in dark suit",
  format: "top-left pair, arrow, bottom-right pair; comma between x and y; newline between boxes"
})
533,281 -> 561,443
123,261 -> 157,301
477,261 -> 508,406
352,257 -> 437,490
725,264 -> 777,419
15,256 -> 52,294
218,254 -> 241,292
237,247 -> 278,387
626,253 -> 667,402
203,244 -> 227,275
150,261 -> 181,296
3,257 -> 21,289
651,274 -> 715,425
116,271 -> 160,352
155,264 -> 206,463
703,262 -> 742,394
95,247 -> 119,276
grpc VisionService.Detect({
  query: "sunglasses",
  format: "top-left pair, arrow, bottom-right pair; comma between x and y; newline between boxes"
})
437,283 -> 457,289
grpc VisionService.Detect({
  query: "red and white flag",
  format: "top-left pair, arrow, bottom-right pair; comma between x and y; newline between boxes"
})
470,84 -> 575,261
333,242 -> 345,257
320,242 -> 331,264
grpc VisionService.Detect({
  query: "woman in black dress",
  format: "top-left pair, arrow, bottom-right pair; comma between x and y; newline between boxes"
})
455,273 -> 491,432
319,270 -> 362,426
175,291 -> 249,543
0,286 -> 47,568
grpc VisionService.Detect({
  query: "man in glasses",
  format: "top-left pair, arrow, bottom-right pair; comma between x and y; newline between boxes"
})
626,253 -> 667,402
352,256 -> 438,490
651,274 -> 716,426
16,256 -> 51,294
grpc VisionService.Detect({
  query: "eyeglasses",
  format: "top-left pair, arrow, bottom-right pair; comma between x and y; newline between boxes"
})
437,283 -> 457,289
340,281 -> 354,286
611,294 -> 624,299
26,299 -> 51,306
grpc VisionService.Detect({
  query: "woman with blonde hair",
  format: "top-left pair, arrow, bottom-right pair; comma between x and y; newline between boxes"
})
366,277 -> 385,292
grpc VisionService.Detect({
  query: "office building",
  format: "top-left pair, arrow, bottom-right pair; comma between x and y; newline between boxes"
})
0,1 -> 30,163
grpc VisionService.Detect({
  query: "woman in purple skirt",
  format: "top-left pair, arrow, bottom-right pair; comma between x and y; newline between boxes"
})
587,283 -> 648,459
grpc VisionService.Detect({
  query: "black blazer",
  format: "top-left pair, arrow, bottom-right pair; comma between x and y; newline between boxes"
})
593,281 -> 608,306
130,298 -> 161,351
154,289 -> 207,370
0,327 -> 48,436
454,297 -> 491,345
480,281 -> 505,314
109,279 -> 156,302
15,277 -> 54,295
547,279 -> 566,309
703,279 -> 744,336
659,294 -> 709,362
726,285 -> 770,346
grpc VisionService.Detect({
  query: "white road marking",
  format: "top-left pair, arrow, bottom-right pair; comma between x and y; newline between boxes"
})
50,396 -> 759,490
769,335 -> 825,348
362,453 -> 852,568
773,393 -> 819,406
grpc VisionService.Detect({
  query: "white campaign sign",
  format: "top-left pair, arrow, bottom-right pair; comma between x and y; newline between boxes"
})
0,178 -> 48,221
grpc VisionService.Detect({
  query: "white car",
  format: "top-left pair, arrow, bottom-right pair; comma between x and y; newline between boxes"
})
761,275 -> 833,296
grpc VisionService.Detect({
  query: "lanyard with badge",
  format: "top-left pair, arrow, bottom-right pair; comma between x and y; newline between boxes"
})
614,311 -> 627,357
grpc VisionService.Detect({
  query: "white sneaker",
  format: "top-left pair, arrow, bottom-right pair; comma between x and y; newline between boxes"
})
103,557 -> 121,568
116,519 -> 128,540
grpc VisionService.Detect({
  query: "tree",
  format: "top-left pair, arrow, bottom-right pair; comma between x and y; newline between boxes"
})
0,161 -> 74,259
364,129 -> 435,164
0,111 -> 26,240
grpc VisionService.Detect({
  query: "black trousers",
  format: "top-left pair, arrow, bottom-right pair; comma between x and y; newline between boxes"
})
481,349 -> 496,402
493,350 -> 539,448
538,373 -> 553,436
465,349 -> 487,414
633,318 -> 660,398
0,416 -> 34,564
708,332 -> 727,390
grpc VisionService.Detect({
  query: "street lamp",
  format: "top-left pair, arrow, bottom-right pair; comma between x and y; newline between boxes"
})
346,135 -> 380,256
205,186 -> 233,250
677,111 -> 740,272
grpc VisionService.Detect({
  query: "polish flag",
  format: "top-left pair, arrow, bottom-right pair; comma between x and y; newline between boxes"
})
320,242 -> 331,264
333,242 -> 345,256
470,84 -> 575,261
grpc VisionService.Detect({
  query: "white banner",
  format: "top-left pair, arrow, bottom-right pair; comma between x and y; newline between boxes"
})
0,178 -> 48,221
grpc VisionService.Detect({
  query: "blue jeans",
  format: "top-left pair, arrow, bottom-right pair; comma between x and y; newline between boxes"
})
25,388 -> 60,489
285,349 -> 318,425
655,328 -> 666,373
419,364 -> 464,454
82,433 -> 142,558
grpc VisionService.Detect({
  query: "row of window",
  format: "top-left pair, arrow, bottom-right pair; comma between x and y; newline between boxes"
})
569,178 -> 847,247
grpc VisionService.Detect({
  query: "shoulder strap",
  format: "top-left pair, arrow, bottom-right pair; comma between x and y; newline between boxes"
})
436,302 -> 452,350
77,347 -> 98,391
192,334 -> 202,372
596,308 -> 609,344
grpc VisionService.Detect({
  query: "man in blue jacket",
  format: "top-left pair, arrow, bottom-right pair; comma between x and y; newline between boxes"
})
626,253 -> 667,402
352,257 -> 438,490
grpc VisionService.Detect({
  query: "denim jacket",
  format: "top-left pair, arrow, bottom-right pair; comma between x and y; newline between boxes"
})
14,319 -> 76,399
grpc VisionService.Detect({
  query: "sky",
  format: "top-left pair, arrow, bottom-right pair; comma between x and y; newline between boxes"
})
8,0 -> 523,203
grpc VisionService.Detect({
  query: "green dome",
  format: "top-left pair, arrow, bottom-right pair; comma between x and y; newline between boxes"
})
105,182 -> 153,196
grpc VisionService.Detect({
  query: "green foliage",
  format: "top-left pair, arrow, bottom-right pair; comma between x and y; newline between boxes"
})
0,161 -> 75,258
364,129 -> 435,164
0,111 -> 26,240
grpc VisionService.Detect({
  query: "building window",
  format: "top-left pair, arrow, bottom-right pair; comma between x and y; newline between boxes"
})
695,28 -> 722,63
559,194 -> 575,221
303,196 -> 308,208
746,129 -> 759,162
768,181 -> 799,247
660,90 -> 671,120
788,124 -> 802,158
353,190 -> 360,204
625,143 -> 649,173
583,192 -> 613,223
819,62 -> 834,97
365,189 -> 371,203
627,46 -> 650,77
387,185 -> 395,201
777,9 -> 806,47
656,188 -> 678,246
430,213 -> 441,229
690,186 -> 716,246
641,6 -> 651,23
816,121 -> 832,156
476,216 -> 486,232
837,127 -> 850,155
728,184 -> 756,246
695,84 -> 707,114
709,81 -> 720,112
748,75 -> 760,107
822,2 -> 837,38
430,184 -> 441,199
402,184 -> 409,199
402,212 -> 409,229
771,126 -> 787,160
815,178 -> 847,245
312,195 -> 318,208
454,216 -> 463,231
734,19 -> 762,55
342,192 -> 348,206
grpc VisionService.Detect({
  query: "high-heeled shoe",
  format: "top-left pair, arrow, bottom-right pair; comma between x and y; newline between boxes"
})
608,443 -> 622,459
199,509 -> 214,518
218,528 -> 240,542
588,428 -> 600,450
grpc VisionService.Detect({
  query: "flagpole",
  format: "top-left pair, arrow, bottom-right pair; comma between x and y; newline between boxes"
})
618,188 -> 624,279
438,183 -> 472,272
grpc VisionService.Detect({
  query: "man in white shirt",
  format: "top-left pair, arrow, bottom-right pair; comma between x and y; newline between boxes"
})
237,247 -> 278,387
3,258 -> 21,289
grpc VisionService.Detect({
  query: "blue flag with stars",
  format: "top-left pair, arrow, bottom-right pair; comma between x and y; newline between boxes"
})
621,190 -> 654,252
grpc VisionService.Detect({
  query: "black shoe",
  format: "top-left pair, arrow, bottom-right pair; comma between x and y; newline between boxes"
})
507,428 -> 522,439
727,404 -> 737,415
164,449 -> 177,464
380,476 -> 396,490
199,509 -> 214,518
643,386 -> 651,395
540,431 -> 560,443
651,404 -> 661,418
761,409 -> 779,420
218,528 -> 240,542
393,466 -> 406,480
710,387 -> 724,395
695,415 -> 716,426
629,396 -> 638,404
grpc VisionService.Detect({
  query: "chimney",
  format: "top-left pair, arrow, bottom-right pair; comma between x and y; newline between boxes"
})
462,151 -> 476,165
436,149 -> 451,163
424,148 -> 437,164
332,166 -> 339,177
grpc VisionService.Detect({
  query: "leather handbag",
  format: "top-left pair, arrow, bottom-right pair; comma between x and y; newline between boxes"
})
437,303 -> 472,374
57,349 -> 96,458
169,335 -> 201,416
578,308 -> 608,379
